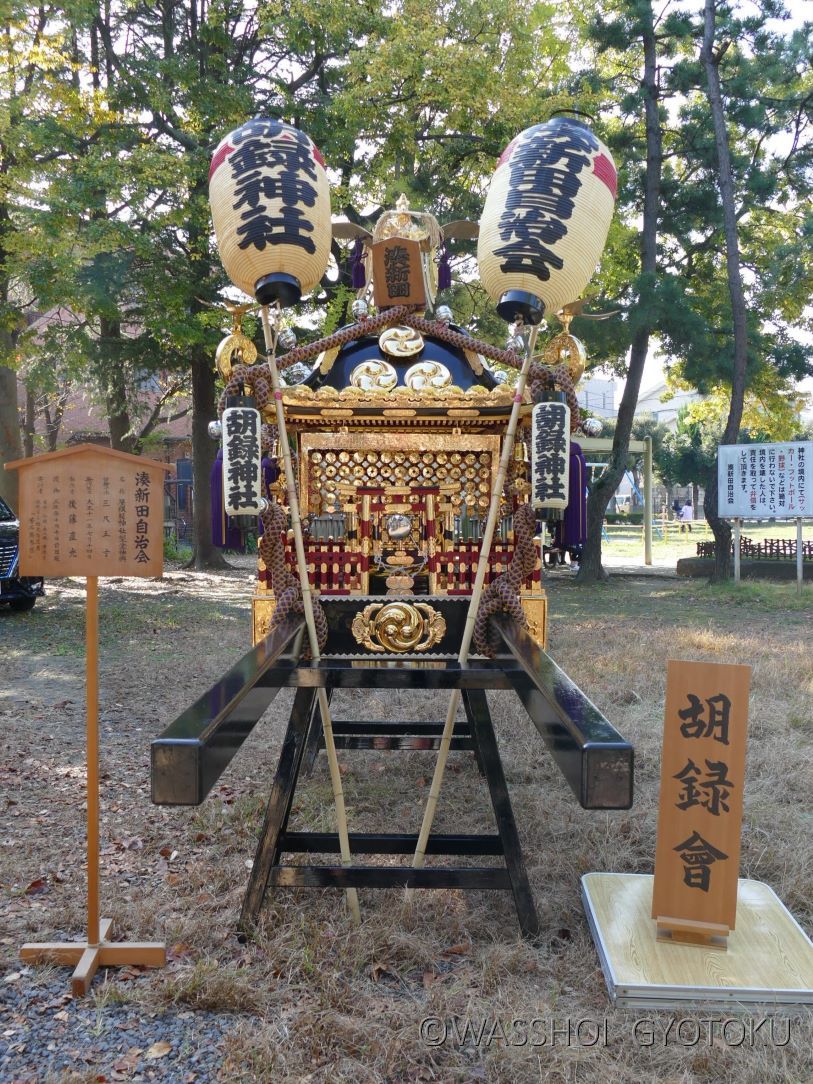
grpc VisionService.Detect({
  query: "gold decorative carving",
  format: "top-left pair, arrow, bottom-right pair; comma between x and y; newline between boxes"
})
520,592 -> 548,651
252,595 -> 278,646
350,359 -> 398,392
318,346 -> 342,374
541,332 -> 587,384
351,601 -> 446,654
215,332 -> 258,381
463,349 -> 485,376
282,382 -> 519,408
404,360 -> 452,391
379,326 -> 425,358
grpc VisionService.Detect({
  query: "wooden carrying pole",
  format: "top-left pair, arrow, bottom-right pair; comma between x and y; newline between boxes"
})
410,328 -> 538,880
258,306 -> 360,924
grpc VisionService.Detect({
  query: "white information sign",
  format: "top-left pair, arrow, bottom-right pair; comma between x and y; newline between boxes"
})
718,442 -> 813,519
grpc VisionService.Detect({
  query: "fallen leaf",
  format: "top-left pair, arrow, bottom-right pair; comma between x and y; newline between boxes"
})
145,1040 -> 171,1060
3,972 -> 22,983
24,877 -> 48,896
442,943 -> 470,956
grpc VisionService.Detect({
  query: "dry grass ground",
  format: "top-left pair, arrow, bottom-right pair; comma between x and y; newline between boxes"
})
2,564 -> 812,1083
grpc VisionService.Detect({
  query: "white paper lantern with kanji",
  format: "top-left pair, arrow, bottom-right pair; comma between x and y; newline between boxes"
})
209,118 -> 331,307
477,117 -> 616,324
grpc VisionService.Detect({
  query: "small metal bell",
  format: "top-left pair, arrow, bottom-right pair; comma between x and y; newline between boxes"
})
278,327 -> 297,351
507,334 -> 526,353
207,420 -> 222,440
351,299 -> 369,319
582,416 -> 603,437
435,304 -> 453,324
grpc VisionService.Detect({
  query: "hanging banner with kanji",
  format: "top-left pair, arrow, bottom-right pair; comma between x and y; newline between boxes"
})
718,442 -> 813,519
531,401 -> 570,510
6,445 -> 168,578
222,403 -> 262,515
652,660 -> 751,935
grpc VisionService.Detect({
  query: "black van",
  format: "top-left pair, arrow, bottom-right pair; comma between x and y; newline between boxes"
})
0,495 -> 44,611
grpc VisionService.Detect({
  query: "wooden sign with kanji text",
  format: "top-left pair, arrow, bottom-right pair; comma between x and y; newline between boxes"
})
652,660 -> 751,946
6,445 -> 168,578
371,238 -> 426,309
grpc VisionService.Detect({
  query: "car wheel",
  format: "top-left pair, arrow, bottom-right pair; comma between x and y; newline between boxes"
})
9,596 -> 36,612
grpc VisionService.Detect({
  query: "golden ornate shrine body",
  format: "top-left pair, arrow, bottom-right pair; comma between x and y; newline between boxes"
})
251,332 -> 547,655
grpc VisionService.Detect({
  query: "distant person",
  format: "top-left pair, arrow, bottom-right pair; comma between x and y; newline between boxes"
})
672,498 -> 681,519
679,500 -> 694,533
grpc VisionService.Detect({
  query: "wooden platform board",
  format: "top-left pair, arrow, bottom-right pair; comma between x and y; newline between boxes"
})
582,873 -> 813,1010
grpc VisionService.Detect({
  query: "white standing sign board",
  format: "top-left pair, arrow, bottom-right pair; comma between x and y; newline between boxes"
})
718,442 -> 813,520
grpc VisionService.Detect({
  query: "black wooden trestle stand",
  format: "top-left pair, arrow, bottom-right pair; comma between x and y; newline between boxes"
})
239,681 -> 540,938
151,599 -> 633,940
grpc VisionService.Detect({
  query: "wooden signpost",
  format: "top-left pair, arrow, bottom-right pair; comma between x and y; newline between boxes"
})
5,445 -> 168,996
652,659 -> 751,948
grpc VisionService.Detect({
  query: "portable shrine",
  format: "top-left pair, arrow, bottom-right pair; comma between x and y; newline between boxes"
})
152,116 -> 634,938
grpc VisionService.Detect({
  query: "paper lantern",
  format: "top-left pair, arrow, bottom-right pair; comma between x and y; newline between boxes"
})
478,117 -> 616,324
209,118 -> 331,306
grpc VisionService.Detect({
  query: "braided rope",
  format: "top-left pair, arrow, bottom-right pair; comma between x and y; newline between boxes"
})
401,315 -> 581,431
259,500 -> 327,659
473,502 -> 537,657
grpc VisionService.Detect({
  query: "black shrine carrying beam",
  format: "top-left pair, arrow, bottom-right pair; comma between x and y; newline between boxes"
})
150,615 -> 305,806
494,614 -> 633,810
149,604 -> 633,940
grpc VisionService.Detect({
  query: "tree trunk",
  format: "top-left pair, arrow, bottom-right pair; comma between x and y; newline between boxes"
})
100,318 -> 134,452
0,361 -> 22,508
24,383 -> 35,457
187,352 -> 229,570
700,0 -> 749,582
577,4 -> 662,583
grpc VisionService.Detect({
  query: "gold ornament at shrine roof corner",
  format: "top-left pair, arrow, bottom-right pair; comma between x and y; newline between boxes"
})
541,318 -> 587,384
351,601 -> 447,654
539,300 -> 620,384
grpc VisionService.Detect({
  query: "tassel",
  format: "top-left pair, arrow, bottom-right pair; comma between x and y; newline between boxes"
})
438,244 -> 452,290
351,238 -> 366,289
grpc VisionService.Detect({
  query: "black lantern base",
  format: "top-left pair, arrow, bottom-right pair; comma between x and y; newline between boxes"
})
255,272 -> 302,307
497,290 -> 545,325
